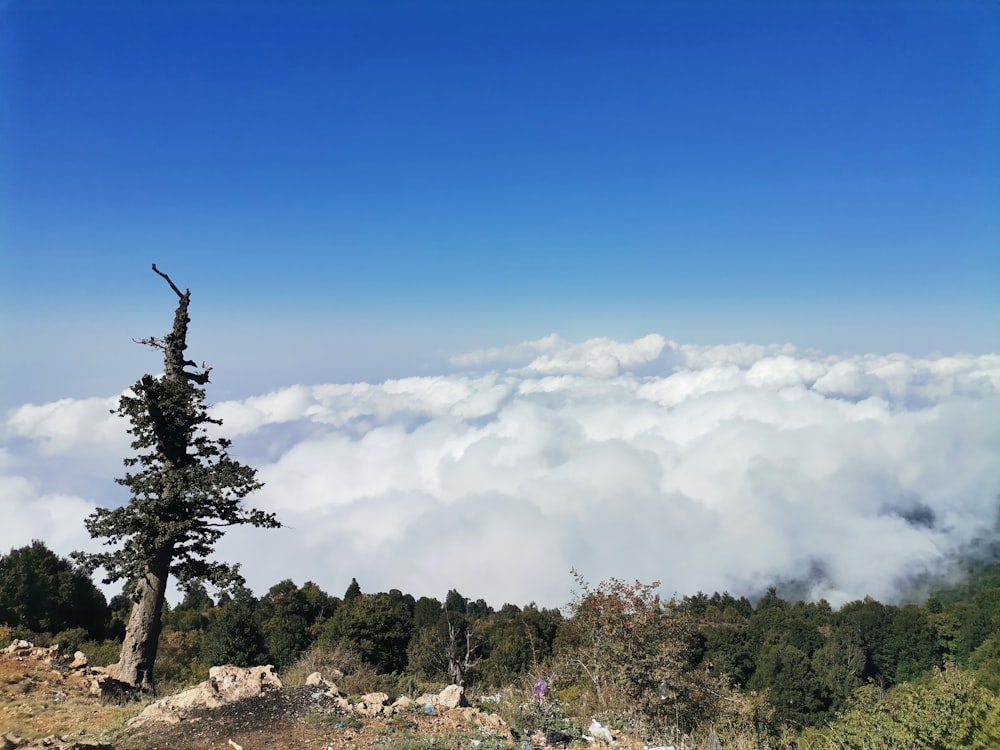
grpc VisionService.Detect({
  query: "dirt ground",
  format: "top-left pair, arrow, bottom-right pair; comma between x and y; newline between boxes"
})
0,646 -> 527,750
0,645 -> 137,741
122,689 -> 509,750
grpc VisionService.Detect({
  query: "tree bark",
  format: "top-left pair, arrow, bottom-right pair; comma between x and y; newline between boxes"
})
115,545 -> 171,692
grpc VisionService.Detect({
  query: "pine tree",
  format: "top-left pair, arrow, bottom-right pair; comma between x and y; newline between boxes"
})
74,265 -> 279,692
0,540 -> 109,638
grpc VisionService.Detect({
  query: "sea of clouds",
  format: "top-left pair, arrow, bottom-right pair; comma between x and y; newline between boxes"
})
3,334 -> 999,609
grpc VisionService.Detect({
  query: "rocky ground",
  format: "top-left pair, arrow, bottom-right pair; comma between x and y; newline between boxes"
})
124,688 -> 512,750
0,643 -> 549,750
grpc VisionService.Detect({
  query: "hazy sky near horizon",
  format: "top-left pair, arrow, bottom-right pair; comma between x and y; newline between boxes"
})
1,1 -> 999,608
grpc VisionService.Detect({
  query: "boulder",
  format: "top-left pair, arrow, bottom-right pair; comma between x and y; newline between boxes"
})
4,641 -> 59,663
414,684 -> 469,709
127,665 -> 283,730
437,684 -> 469,708
304,671 -> 343,697
354,692 -> 390,717
391,695 -> 415,711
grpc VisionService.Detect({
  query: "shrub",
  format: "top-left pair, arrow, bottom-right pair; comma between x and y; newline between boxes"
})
282,643 -> 364,686
80,638 -> 123,667
800,664 -> 1000,750
557,573 -> 718,739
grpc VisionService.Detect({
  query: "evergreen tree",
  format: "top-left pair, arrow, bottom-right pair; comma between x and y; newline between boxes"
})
344,578 -> 362,602
73,266 -> 279,692
750,639 -> 829,726
200,586 -> 268,668
0,540 -> 109,638
320,592 -> 413,673
258,579 -> 333,670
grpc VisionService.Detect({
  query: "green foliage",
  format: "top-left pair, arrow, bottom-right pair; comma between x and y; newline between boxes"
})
319,592 -> 413,673
258,579 -> 336,670
153,628 -> 209,688
700,623 -> 756,687
412,596 -> 444,629
889,605 -> 943,683
479,604 -> 561,687
749,640 -> 828,727
163,583 -> 214,632
66,271 -> 282,690
801,664 -> 1000,750
930,603 -> 994,665
52,627 -> 90,654
0,540 -> 109,638
968,631 -> 1000,692
344,578 -> 362,602
810,625 -> 865,712
75,373 -> 278,592
406,591 -> 490,686
199,588 -> 268,667
79,638 -> 125,667
74,270 -> 279,620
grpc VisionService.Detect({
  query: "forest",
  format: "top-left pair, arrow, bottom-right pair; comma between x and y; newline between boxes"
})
3,539 -> 1000,748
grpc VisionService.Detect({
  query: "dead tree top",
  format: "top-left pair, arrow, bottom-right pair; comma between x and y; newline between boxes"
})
149,264 -> 212,385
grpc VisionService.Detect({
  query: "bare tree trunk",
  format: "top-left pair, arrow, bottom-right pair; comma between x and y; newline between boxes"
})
444,618 -> 480,687
115,546 -> 171,693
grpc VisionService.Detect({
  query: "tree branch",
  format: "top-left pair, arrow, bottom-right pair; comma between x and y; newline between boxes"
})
151,263 -> 186,299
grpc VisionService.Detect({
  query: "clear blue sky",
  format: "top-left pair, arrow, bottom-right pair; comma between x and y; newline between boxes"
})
2,0 -> 998,406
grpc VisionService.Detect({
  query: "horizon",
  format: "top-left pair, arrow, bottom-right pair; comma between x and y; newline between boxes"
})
2,1 -> 998,609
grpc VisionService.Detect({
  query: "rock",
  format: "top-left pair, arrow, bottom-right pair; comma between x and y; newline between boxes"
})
88,673 -> 133,704
303,671 -> 343,696
361,691 -> 389,706
437,684 -> 469,708
209,665 -> 282,700
414,684 -> 469,709
7,738 -> 111,750
69,652 -> 88,670
1,733 -> 23,750
354,691 -> 389,717
3,641 -> 59,664
127,665 -> 283,730
306,669 -> 344,698
391,695 -> 415,711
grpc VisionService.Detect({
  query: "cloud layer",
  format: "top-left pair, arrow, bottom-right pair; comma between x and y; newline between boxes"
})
3,334 -> 999,608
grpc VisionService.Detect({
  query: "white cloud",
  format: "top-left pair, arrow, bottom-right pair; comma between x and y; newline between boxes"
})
0,468 -> 101,561
3,336 -> 999,609
5,395 -> 127,456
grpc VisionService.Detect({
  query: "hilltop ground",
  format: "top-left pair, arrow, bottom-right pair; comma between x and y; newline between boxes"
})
0,644 -> 600,750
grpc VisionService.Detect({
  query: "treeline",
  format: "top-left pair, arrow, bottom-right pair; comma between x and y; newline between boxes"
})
4,541 -> 1000,747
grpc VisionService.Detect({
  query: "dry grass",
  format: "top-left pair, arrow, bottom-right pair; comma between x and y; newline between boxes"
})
0,647 -> 145,741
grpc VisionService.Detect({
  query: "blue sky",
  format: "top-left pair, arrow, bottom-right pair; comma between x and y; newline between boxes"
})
2,1 -> 1000,606
2,0 -> 998,406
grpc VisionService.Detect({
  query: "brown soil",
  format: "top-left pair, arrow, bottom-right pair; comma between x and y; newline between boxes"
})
0,646 -> 138,741
0,647 -> 524,750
